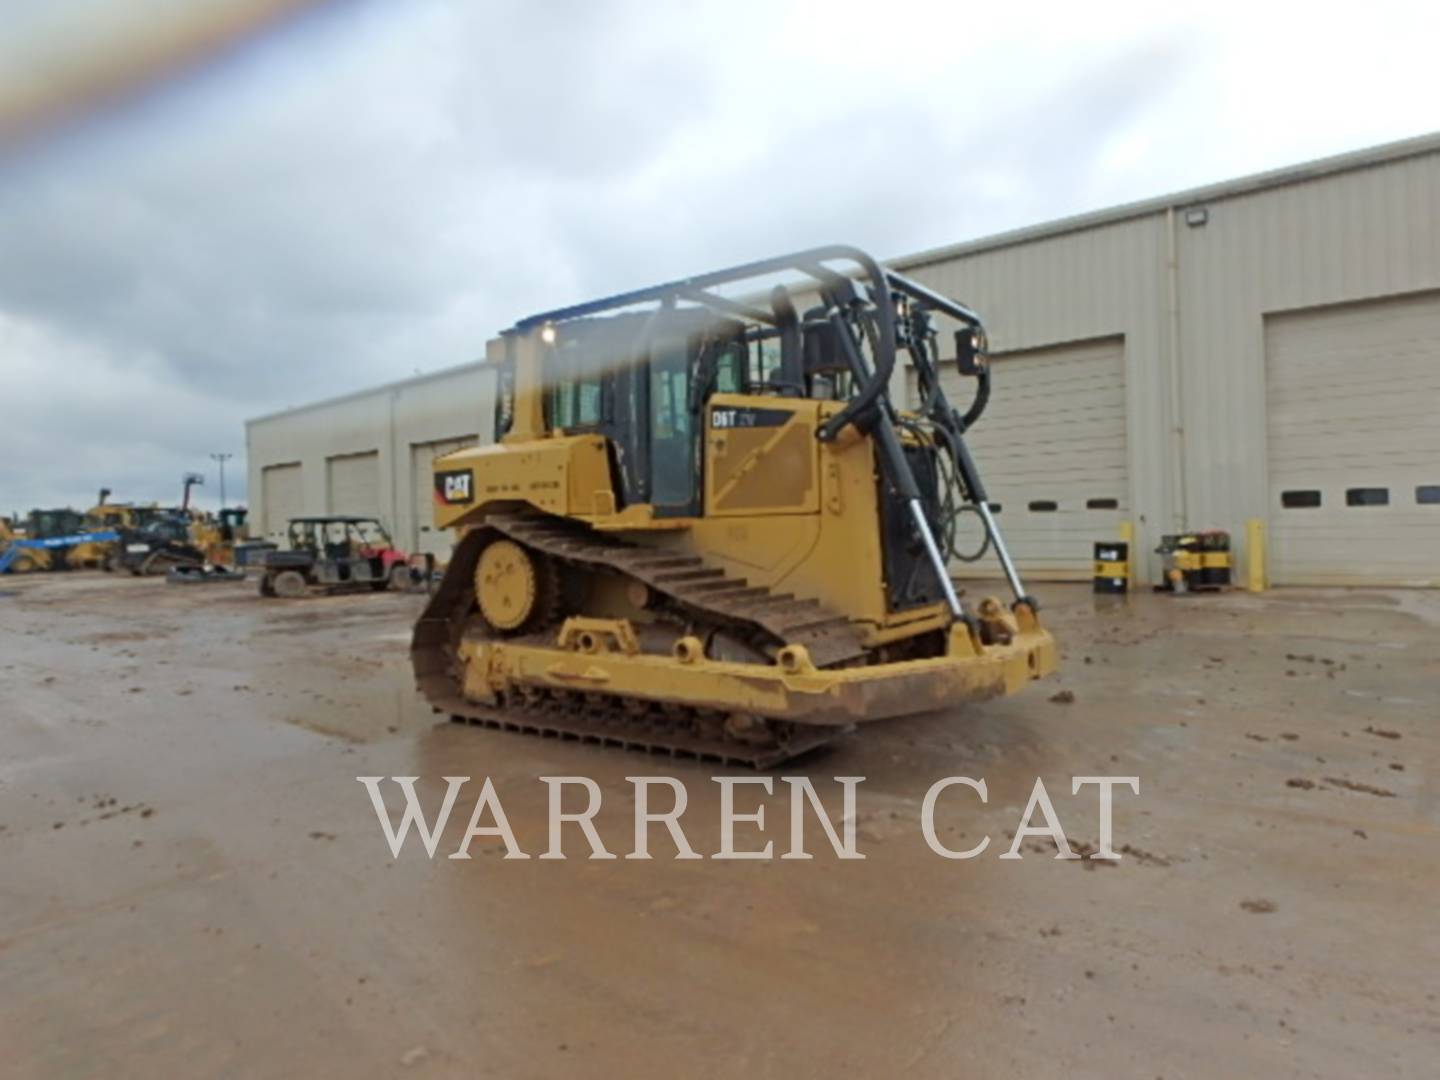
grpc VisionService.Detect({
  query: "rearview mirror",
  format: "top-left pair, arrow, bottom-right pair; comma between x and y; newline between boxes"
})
955,329 -> 985,376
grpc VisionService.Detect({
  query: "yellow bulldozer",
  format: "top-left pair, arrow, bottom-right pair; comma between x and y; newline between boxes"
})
188,506 -> 250,565
413,245 -> 1057,764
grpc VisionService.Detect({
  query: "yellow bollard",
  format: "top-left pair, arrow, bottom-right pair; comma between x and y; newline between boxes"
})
1246,518 -> 1266,593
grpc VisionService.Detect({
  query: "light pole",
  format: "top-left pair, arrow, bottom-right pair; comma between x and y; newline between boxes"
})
209,452 -> 233,510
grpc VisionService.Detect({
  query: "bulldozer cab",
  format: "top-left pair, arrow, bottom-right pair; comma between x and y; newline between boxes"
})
218,507 -> 249,541
149,514 -> 193,544
27,508 -> 86,539
132,505 -> 167,530
494,296 -> 873,523
513,309 -> 734,518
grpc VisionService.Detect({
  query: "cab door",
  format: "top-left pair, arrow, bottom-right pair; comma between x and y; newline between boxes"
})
648,339 -> 700,517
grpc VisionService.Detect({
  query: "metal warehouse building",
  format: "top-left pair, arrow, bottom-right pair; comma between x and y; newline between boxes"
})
247,133 -> 1440,586
246,361 -> 496,561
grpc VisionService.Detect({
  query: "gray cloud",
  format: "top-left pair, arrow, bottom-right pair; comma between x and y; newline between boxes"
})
1,0 -> 1435,513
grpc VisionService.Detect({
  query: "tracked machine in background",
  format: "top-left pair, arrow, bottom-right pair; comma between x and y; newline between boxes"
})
413,245 -> 1057,765
99,476 -> 210,575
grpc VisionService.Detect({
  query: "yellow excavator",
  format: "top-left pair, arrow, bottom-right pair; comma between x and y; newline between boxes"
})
413,245 -> 1057,764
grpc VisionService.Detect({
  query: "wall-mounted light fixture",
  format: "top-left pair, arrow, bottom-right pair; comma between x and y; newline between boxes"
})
1184,206 -> 1209,227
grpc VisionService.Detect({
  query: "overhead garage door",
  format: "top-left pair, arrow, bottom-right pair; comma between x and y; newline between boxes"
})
326,451 -> 381,521
260,463 -> 303,542
411,436 -> 479,559
1265,291 -> 1440,586
909,336 -> 1129,579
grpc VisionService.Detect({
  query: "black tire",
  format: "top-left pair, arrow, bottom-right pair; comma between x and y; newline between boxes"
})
272,569 -> 307,599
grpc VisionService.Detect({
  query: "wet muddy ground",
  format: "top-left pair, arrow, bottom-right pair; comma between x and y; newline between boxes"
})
2,572 -> 1437,1078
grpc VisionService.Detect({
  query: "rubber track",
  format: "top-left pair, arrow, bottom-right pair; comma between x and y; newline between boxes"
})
412,509 -> 870,766
487,510 -> 869,668
139,548 -> 203,576
444,694 -> 843,769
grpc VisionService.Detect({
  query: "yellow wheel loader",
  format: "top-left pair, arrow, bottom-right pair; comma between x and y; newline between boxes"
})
413,245 -> 1057,765
3,508 -> 89,572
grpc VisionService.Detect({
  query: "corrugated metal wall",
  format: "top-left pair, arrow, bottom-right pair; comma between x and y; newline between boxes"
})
246,364 -> 496,557
1175,152 -> 1440,540
899,143 -> 1440,582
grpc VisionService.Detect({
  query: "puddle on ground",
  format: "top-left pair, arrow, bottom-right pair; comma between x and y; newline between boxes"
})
278,660 -> 438,743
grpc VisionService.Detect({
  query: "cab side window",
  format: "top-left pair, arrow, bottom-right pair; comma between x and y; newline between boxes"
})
546,341 -> 604,430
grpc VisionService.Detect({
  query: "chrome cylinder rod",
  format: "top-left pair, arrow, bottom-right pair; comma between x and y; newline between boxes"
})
909,499 -> 966,619
975,500 -> 1027,602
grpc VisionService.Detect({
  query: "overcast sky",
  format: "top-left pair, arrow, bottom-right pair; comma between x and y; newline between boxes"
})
2,0 -> 1438,513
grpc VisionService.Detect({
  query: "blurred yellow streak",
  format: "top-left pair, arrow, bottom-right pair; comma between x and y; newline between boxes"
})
0,0 -> 334,150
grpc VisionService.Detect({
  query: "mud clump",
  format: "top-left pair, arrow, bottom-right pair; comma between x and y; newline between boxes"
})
1285,778 -> 1316,790
1323,778 -> 1396,798
1240,899 -> 1277,914
1049,690 -> 1076,705
1117,843 -> 1171,867
1065,840 -> 1119,868
1364,726 -> 1401,740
